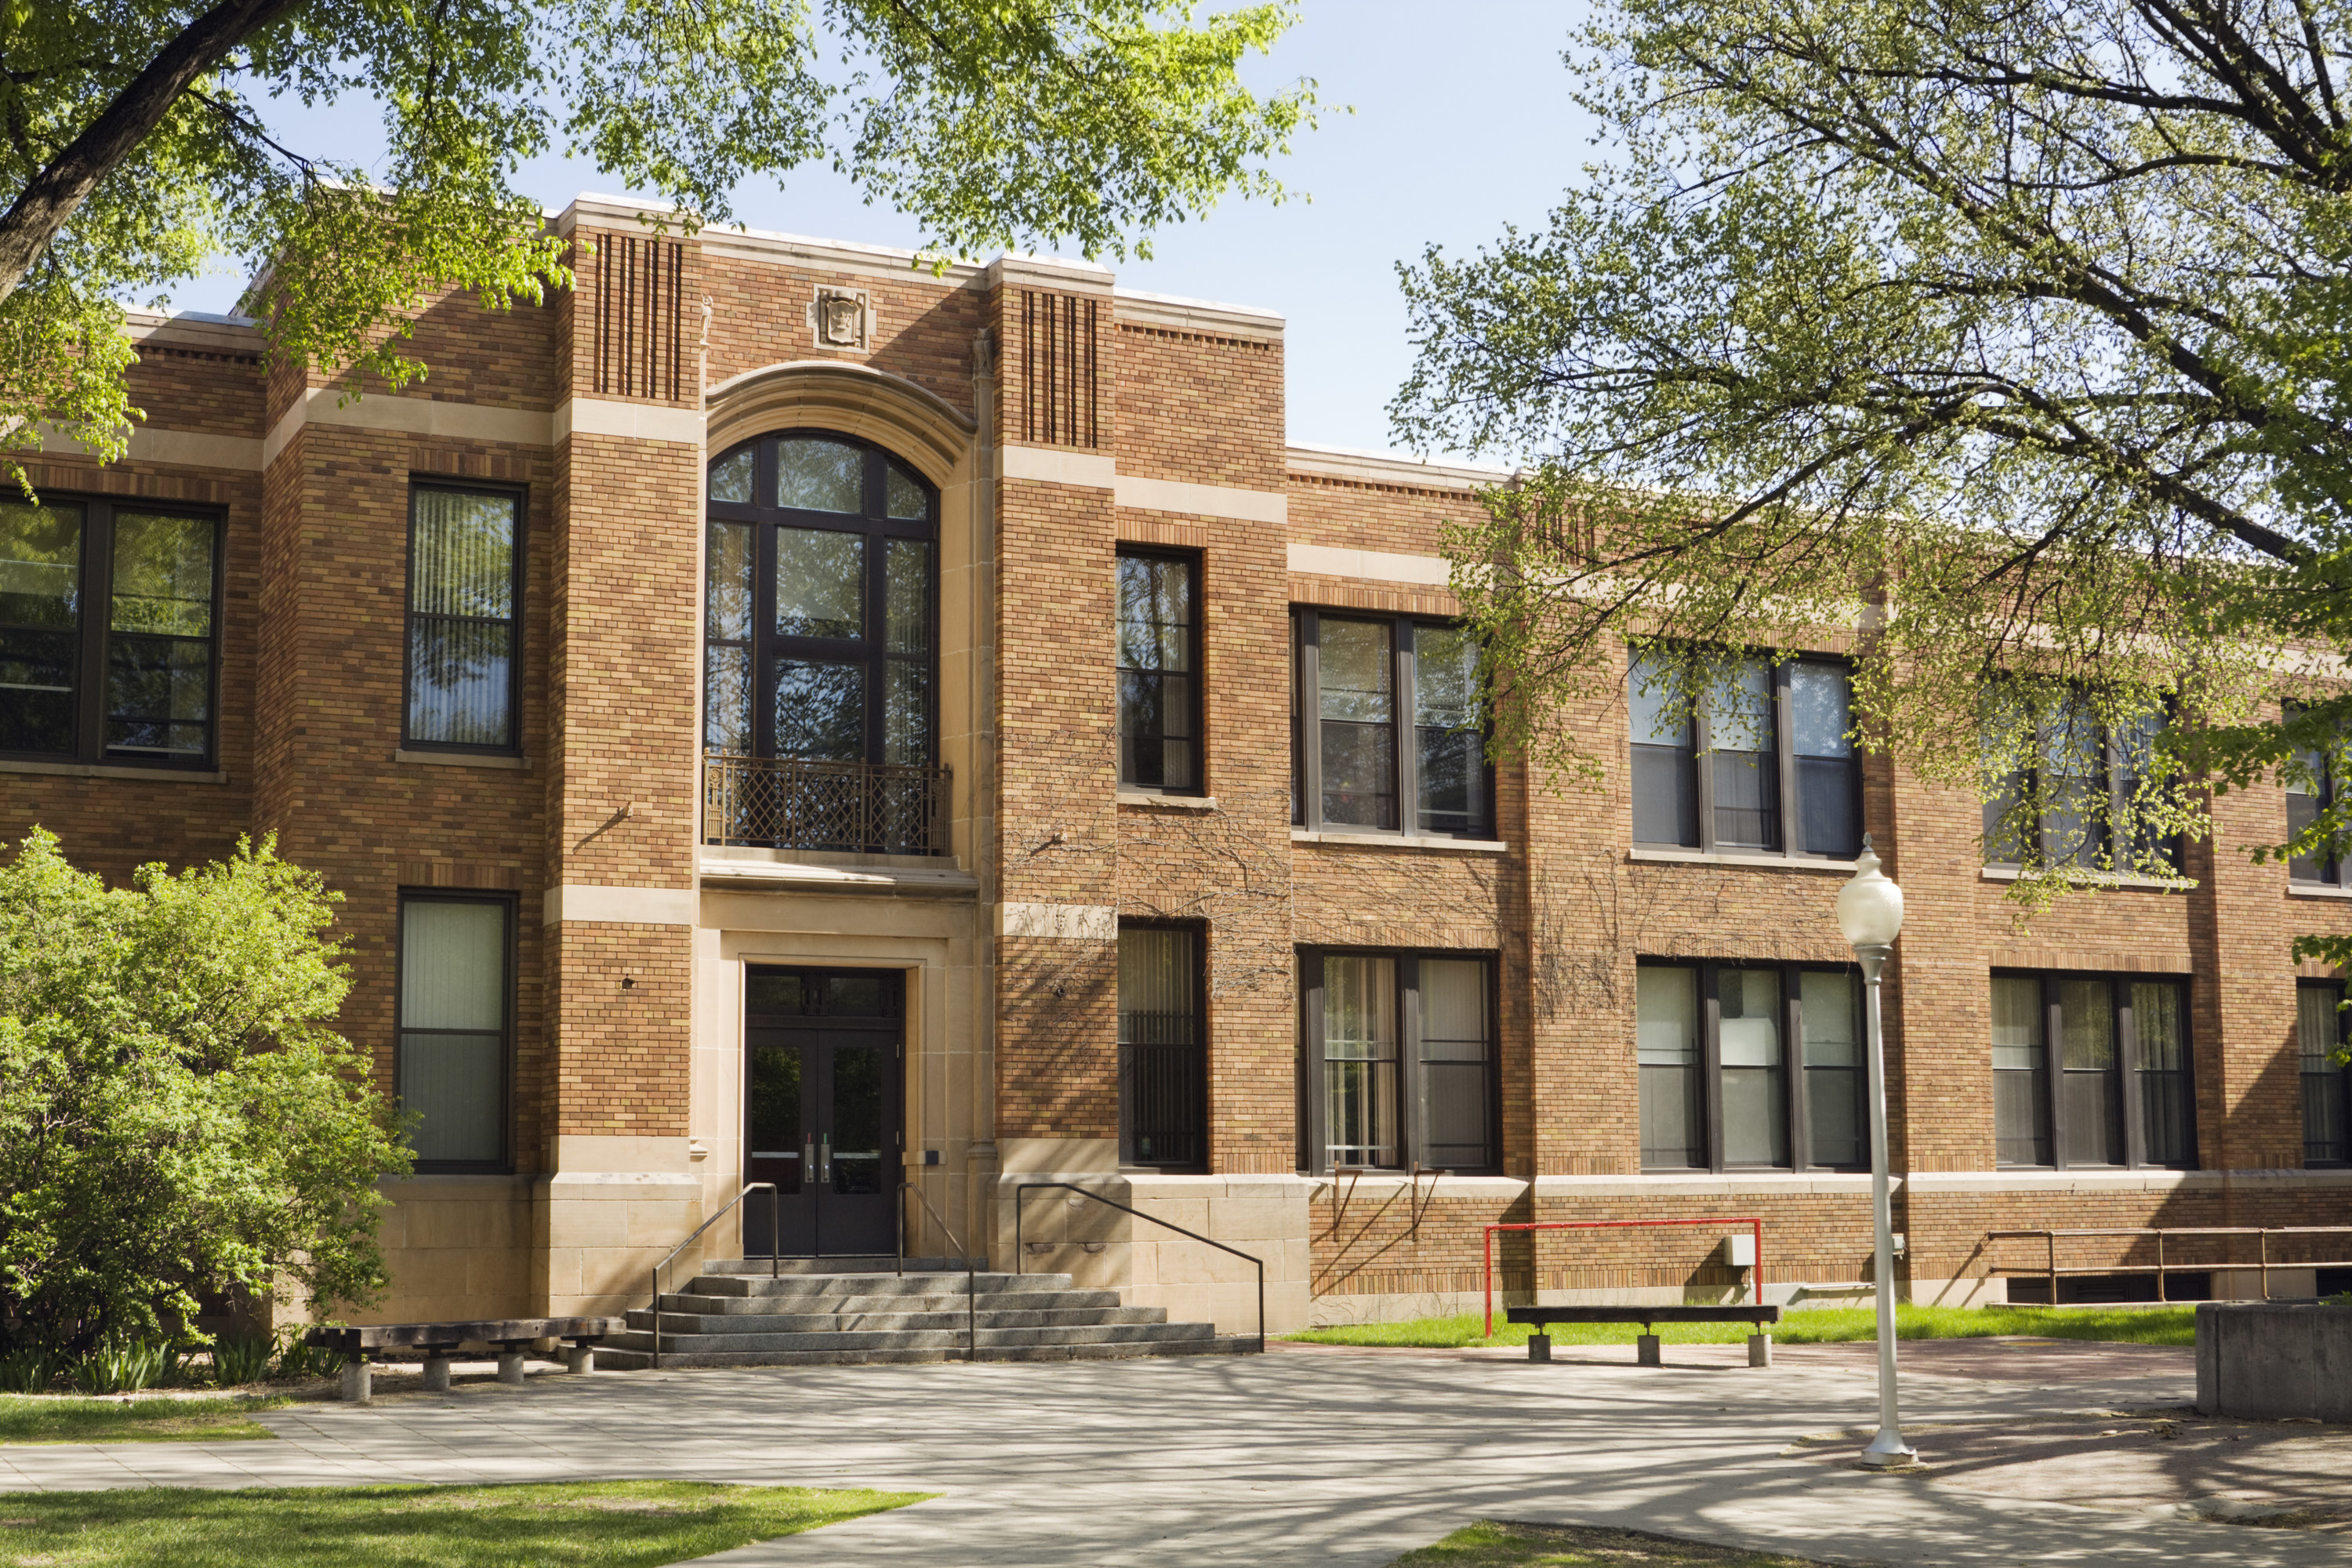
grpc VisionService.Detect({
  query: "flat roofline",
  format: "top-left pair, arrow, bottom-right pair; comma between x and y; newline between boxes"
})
1287,441 -> 1515,491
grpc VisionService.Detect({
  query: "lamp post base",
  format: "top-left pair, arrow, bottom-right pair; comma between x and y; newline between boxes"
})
1858,1428 -> 1917,1468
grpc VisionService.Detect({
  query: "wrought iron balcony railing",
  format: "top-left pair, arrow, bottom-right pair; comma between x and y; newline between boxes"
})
702,753 -> 953,857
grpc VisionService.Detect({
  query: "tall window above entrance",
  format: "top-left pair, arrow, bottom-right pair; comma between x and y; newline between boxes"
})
704,434 -> 945,855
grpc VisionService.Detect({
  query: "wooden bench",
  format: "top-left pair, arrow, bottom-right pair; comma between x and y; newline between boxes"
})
305,1317 -> 616,1403
1506,1305 -> 1784,1367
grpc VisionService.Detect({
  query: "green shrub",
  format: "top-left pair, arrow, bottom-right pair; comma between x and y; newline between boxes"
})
0,1348 -> 53,1393
211,1334 -> 273,1386
71,1338 -> 169,1394
271,1333 -> 342,1381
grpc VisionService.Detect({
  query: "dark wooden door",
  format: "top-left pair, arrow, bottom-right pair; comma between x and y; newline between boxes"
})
742,967 -> 902,1257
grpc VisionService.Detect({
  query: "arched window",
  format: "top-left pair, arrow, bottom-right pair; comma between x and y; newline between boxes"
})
704,433 -> 936,768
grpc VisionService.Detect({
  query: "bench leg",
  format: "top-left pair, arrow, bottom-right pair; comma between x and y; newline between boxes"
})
1526,1333 -> 1552,1363
566,1343 -> 595,1374
420,1354 -> 453,1394
1748,1333 -> 1773,1368
1636,1334 -> 1661,1367
339,1358 -> 372,1404
495,1349 -> 527,1385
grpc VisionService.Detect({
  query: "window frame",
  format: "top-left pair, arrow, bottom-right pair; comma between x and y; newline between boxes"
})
1982,695 -> 2179,873
1296,945 -> 1501,1176
704,430 -> 939,768
2285,704 -> 2340,885
1627,650 -> 1863,861
1116,918 -> 1209,1171
2298,978 -> 2351,1167
401,479 -> 526,756
1114,546 -> 1204,797
1290,607 -> 1496,841
1988,969 -> 2198,1171
1634,957 -> 1867,1174
0,492 -> 226,769
394,889 -> 518,1176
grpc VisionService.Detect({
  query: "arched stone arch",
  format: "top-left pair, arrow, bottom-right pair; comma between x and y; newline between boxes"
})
704,361 -> 976,488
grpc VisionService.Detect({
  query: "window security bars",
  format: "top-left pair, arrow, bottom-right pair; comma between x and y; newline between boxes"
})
702,752 -> 951,856
2299,981 -> 2351,1167
1118,925 -> 1206,1170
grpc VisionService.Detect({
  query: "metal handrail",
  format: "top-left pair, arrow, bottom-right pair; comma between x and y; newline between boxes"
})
648,1183 -> 779,1370
1015,1181 -> 1265,1354
898,1181 -> 978,1362
1985,1225 -> 2352,1304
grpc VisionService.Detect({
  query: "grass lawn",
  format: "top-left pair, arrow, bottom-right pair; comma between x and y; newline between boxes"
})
0,1480 -> 927,1566
1391,1520 -> 1840,1566
0,1396 -> 299,1445
1292,1302 -> 2194,1350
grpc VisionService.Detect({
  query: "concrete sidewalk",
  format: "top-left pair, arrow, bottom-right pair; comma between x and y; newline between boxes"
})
0,1338 -> 2340,1566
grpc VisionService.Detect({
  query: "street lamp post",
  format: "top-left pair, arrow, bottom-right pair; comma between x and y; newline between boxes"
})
1836,833 -> 1913,1469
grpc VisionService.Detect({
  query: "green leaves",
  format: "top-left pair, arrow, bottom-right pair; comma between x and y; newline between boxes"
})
0,830 -> 408,1359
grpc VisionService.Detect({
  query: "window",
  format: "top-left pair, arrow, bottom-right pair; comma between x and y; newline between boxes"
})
2285,710 -> 2342,884
397,895 -> 514,1171
2299,982 -> 2350,1166
1118,924 -> 1205,1169
1290,610 -> 1493,839
1628,650 -> 1858,858
704,434 -> 935,768
1298,950 -> 1497,1173
1635,960 -> 1864,1171
1116,550 -> 1198,793
405,485 -> 521,751
1983,692 -> 2174,873
1988,973 -> 2194,1169
0,495 -> 222,766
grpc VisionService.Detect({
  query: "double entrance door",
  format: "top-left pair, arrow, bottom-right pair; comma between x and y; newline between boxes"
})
742,966 -> 903,1258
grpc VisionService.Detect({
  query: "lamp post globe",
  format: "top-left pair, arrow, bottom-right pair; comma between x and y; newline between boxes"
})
1842,834 -> 1914,1469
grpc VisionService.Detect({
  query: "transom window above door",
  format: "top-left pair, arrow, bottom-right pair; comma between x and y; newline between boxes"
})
704,433 -> 936,768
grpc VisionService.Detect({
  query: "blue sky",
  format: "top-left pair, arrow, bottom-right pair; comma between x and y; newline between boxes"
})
166,2 -> 1595,458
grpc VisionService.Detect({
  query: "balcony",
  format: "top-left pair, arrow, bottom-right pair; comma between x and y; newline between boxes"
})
702,753 -> 952,857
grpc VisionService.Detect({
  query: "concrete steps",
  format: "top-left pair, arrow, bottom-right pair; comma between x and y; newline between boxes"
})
599,1265 -> 1244,1369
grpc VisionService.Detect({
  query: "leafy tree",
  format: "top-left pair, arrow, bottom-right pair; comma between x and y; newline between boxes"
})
1392,0 -> 2352,930
0,829 -> 408,1358
2,0 -> 1316,478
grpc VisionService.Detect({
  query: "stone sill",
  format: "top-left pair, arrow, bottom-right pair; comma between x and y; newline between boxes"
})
1117,791 -> 1219,812
1292,829 -> 1508,854
396,749 -> 530,771
1980,865 -> 2194,892
698,851 -> 978,895
0,757 -> 227,784
1630,847 -> 1857,873
2288,881 -> 2352,899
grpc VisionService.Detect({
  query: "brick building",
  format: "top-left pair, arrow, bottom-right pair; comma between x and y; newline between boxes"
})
8,194 -> 2351,1334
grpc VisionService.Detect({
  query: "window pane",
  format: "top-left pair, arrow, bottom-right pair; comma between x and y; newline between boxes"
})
1632,744 -> 1698,845
1790,665 -> 1857,855
1119,556 -> 1194,790
1324,955 -> 1397,1167
399,1032 -> 503,1163
1807,1066 -> 1861,1168
1708,659 -> 1774,753
410,491 -> 514,620
885,462 -> 928,521
111,514 -> 213,637
2060,979 -> 2114,1069
775,438 -> 863,513
707,521 -> 753,641
775,528 -> 864,638
773,659 -> 865,759
1712,748 -> 1780,848
1320,622 -> 1396,827
884,539 -> 929,654
2041,699 -> 2105,868
104,635 -> 211,755
1991,975 -> 2050,1165
1789,665 -> 1850,757
0,501 -> 81,629
401,901 -> 507,1029
1120,927 -> 1201,1167
882,658 -> 929,766
1416,626 -> 1488,837
1719,968 -> 1787,1166
1322,722 -> 1396,828
406,618 -> 511,747
2114,710 -> 2173,873
710,448 -> 755,504
2060,978 -> 2121,1164
1638,966 -> 1703,1168
1419,959 -> 1490,1061
747,1045 -> 804,1186
2289,784 -> 2330,883
2132,981 -> 2191,1167
2300,985 -> 2349,1165
706,646 -> 751,753
1628,651 -> 1691,746
830,1044 -> 884,1194
1414,626 -> 1480,729
1318,619 -> 1391,722
1800,971 -> 1857,1065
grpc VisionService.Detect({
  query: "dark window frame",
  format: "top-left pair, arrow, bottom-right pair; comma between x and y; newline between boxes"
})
401,479 -> 526,756
704,430 -> 939,768
394,888 -> 518,1175
1290,607 -> 1496,841
1634,956 -> 1867,1174
1628,649 -> 1863,860
1296,945 -> 1502,1176
0,491 -> 226,769
1988,969 -> 2198,1171
1115,546 -> 1203,797
2298,978 -> 2351,1167
1116,918 -> 1209,1171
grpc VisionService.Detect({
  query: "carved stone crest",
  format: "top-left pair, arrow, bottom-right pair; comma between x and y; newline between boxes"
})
808,287 -> 873,351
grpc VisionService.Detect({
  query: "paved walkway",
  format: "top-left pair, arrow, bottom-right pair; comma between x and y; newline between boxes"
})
0,1338 -> 2344,1566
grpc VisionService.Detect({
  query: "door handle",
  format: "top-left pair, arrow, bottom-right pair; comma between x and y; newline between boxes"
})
819,1133 -> 831,1185
803,1137 -> 815,1182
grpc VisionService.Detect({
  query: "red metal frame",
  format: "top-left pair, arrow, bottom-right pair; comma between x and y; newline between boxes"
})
1483,1217 -> 1765,1338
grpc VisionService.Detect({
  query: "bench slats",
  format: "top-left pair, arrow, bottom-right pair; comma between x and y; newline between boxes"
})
305,1317 -> 616,1353
1506,1305 -> 1781,1326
